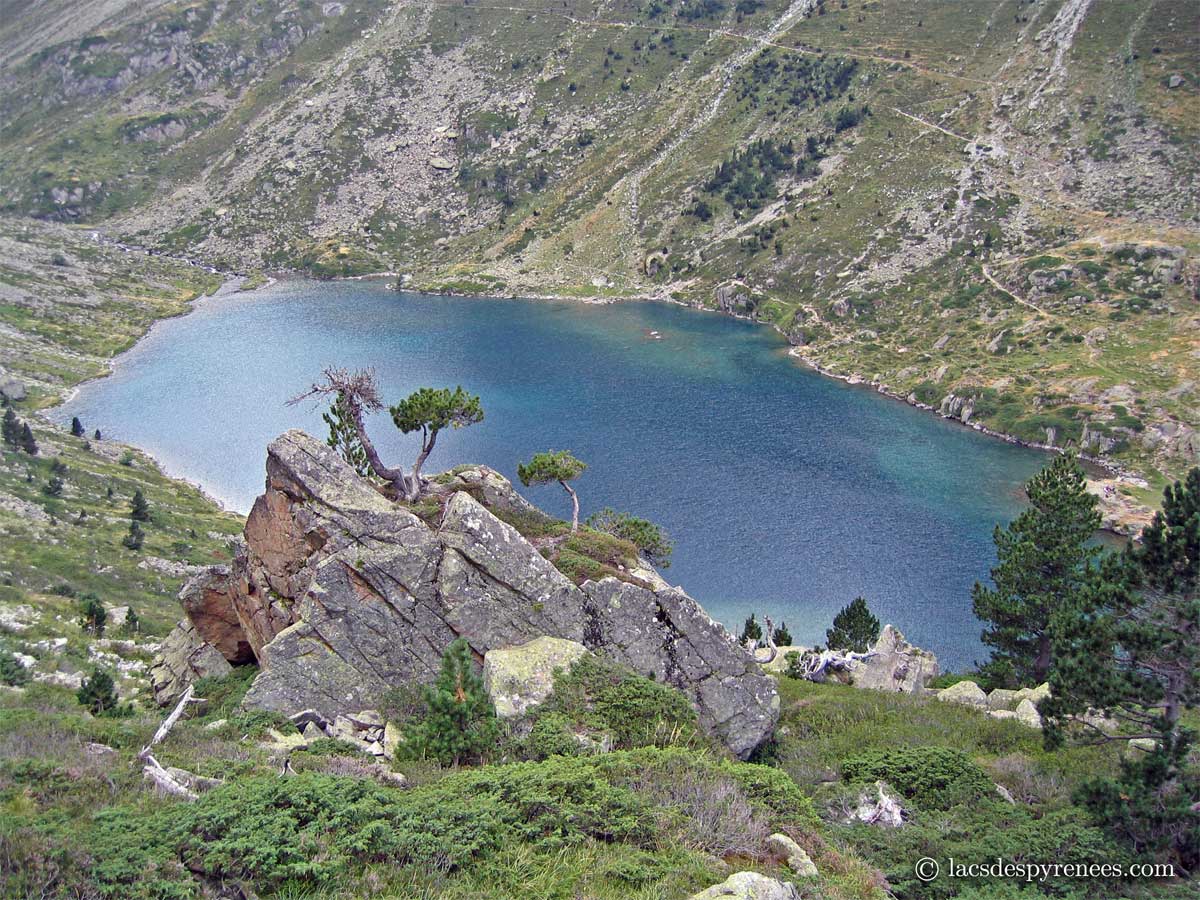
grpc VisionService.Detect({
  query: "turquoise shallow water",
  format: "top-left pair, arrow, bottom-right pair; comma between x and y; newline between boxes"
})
60,279 -> 1049,669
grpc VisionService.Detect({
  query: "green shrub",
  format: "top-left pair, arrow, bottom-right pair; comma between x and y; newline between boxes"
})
214,709 -> 295,739
550,546 -> 607,583
0,648 -> 30,686
841,746 -> 993,810
530,655 -> 702,753
846,802 -> 1120,900
524,711 -> 584,760
191,665 -> 258,719
585,508 -> 674,568
84,749 -> 815,895
76,668 -> 118,715
560,528 -> 638,569
295,737 -> 368,757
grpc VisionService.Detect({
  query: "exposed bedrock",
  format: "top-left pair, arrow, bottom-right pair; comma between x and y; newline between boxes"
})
158,430 -> 778,758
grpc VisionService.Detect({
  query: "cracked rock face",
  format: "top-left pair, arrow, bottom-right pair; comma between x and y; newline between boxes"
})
159,430 -> 777,758
148,620 -> 232,706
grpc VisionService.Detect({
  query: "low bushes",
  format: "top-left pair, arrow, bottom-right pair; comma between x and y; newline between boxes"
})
525,655 -> 703,757
846,802 -> 1120,900
81,748 -> 816,897
841,746 -> 993,810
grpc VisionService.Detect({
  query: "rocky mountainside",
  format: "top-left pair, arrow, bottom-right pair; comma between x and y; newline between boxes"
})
154,429 -> 780,757
0,0 -> 1197,485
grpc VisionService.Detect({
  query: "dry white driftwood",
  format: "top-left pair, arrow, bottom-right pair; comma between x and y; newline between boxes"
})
788,648 -> 877,681
747,616 -> 779,665
138,685 -> 208,800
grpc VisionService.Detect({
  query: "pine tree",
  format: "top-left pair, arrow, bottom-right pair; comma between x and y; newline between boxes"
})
826,597 -> 880,652
740,612 -> 763,645
122,520 -> 145,550
517,450 -> 586,531
405,638 -> 498,766
1041,469 -> 1200,869
972,453 -> 1100,686
392,387 -> 484,501
78,593 -> 107,635
19,422 -> 37,455
120,605 -> 140,636
93,429 -> 102,441
70,416 -> 85,437
774,621 -> 793,646
1,407 -> 18,447
130,489 -> 150,522
77,668 -> 118,715
323,394 -> 371,477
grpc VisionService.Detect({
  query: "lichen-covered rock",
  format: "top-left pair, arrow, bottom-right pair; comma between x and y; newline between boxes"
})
1014,697 -> 1042,729
690,871 -> 801,900
483,636 -> 589,718
148,620 -> 232,705
580,577 -> 780,758
937,680 -> 989,709
0,376 -> 26,402
852,625 -> 939,693
1013,682 -> 1051,705
765,833 -> 818,877
431,465 -> 545,518
987,688 -> 1020,710
172,431 -> 777,758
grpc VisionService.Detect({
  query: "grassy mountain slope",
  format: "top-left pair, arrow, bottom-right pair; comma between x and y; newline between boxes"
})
0,0 -> 1196,488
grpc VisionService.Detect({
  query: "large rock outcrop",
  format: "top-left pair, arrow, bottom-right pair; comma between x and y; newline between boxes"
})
159,431 -> 778,758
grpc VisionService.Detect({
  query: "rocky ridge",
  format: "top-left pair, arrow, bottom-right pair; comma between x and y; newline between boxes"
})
153,429 -> 779,758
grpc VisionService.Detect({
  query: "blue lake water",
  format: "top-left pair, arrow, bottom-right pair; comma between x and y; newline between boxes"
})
59,279 -> 1050,669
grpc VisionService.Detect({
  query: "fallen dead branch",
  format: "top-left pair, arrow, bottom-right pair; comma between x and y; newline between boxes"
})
138,685 -> 209,800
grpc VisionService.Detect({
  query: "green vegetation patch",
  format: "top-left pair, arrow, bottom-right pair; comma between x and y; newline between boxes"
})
841,746 -> 993,810
74,749 -> 814,897
526,655 -> 705,757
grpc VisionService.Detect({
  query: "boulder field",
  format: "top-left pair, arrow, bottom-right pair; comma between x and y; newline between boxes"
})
152,430 -> 780,758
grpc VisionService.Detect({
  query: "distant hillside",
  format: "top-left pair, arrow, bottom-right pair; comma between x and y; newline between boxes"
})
0,0 -> 1197,485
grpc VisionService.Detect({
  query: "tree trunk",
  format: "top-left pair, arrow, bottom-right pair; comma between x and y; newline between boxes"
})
407,429 -> 437,501
1033,632 -> 1052,683
348,397 -> 407,495
562,481 -> 579,532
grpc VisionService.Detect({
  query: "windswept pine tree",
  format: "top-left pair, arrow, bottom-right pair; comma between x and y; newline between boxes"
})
518,450 -> 587,532
391,386 -> 484,500
1,406 -> 19,447
130,489 -> 150,522
19,422 -> 37,455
